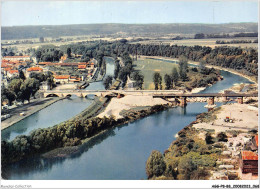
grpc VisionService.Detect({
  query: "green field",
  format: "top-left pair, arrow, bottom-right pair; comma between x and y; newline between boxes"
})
133,58 -> 178,90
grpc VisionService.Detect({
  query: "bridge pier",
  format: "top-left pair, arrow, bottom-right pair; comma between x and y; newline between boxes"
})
222,96 -> 228,102
180,97 -> 187,107
208,97 -> 215,106
238,97 -> 243,104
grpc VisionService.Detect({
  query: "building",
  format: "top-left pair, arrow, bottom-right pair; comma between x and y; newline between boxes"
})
69,76 -> 81,83
239,151 -> 258,174
3,56 -> 30,61
53,75 -> 70,84
7,70 -> 19,77
78,64 -> 87,70
27,67 -> 43,72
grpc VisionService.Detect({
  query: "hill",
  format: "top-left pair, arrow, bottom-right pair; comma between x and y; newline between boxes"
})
1,23 -> 258,40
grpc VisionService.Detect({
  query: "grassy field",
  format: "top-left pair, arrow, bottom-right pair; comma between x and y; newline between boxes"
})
132,37 -> 258,49
133,58 -> 178,90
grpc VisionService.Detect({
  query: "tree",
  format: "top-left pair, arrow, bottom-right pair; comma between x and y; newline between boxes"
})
67,47 -> 72,58
103,76 -> 113,90
25,78 -> 40,99
164,74 -> 172,90
194,33 -> 205,39
39,37 -> 44,43
29,72 -> 46,82
114,59 -> 120,79
131,71 -> 144,90
19,70 -> 26,80
171,67 -> 179,86
179,57 -> 188,81
1,86 -> 16,106
146,150 -> 166,179
9,79 -> 23,97
153,72 -> 162,90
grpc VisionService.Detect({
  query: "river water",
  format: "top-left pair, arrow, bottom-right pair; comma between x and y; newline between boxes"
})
1,58 -> 253,180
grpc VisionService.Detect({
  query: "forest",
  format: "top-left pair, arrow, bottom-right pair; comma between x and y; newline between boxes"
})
59,40 -> 258,79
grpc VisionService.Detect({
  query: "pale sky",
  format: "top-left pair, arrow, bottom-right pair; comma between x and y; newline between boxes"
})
1,0 -> 258,26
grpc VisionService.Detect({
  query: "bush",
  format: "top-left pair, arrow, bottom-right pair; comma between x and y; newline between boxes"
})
146,150 -> 166,179
205,133 -> 214,144
217,132 -> 228,142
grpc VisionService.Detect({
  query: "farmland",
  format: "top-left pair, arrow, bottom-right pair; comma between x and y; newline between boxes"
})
133,57 -> 178,90
131,37 -> 258,49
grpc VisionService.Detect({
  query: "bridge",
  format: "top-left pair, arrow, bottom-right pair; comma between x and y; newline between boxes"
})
42,89 -> 258,107
153,92 -> 258,107
42,89 -> 184,98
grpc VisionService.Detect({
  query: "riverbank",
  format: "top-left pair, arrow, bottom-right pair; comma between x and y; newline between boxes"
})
1,94 -> 171,165
146,102 -> 258,180
97,94 -> 171,119
1,97 -> 63,130
141,56 -> 257,84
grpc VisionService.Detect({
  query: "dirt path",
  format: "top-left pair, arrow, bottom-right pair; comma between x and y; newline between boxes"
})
1,97 -> 62,130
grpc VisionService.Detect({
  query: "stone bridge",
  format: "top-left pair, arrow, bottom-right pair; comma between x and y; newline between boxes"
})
42,89 -> 258,107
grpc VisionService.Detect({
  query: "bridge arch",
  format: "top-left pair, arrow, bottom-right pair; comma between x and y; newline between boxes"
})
46,93 -> 60,98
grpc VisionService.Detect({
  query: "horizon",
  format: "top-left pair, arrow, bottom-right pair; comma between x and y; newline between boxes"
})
1,1 -> 258,27
1,22 -> 259,28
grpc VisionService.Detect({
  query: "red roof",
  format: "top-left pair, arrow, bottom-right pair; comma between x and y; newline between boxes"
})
54,75 -> 70,79
255,135 -> 258,147
241,151 -> 258,160
39,62 -> 52,65
27,67 -> 43,72
1,63 -> 11,68
9,70 -> 19,74
4,67 -> 12,71
78,65 -> 86,69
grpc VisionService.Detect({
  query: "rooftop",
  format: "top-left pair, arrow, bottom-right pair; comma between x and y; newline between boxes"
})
241,151 -> 258,161
54,75 -> 70,79
27,67 -> 43,72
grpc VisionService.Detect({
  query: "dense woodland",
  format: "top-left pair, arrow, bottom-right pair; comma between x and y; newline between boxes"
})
56,41 -> 258,79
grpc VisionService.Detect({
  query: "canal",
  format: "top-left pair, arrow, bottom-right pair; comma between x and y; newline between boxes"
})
1,58 -> 253,180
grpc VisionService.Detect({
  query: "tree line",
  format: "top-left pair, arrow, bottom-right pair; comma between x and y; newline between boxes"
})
1,71 -> 54,106
216,39 -> 258,44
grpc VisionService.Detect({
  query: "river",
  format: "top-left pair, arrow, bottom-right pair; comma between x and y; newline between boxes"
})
1,58 -> 253,180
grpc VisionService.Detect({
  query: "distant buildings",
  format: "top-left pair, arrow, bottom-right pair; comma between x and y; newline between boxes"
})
53,75 -> 81,84
3,55 -> 30,61
239,135 -> 258,177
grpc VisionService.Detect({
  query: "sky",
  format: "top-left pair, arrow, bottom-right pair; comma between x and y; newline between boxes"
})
1,0 -> 258,26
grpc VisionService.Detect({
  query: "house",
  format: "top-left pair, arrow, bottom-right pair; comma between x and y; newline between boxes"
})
251,135 -> 259,151
7,70 -> 19,77
3,55 -> 30,61
60,63 -> 78,67
239,151 -> 258,174
86,62 -> 95,70
69,76 -> 81,83
27,67 -> 43,72
38,62 -> 53,66
78,64 -> 87,70
53,75 -> 70,84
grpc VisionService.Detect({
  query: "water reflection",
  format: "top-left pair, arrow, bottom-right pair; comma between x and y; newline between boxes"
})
2,125 -> 117,179
1,98 -> 93,141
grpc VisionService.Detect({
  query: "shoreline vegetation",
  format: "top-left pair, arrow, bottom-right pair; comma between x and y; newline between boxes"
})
142,56 -> 257,84
1,95 -> 172,165
146,102 -> 258,180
